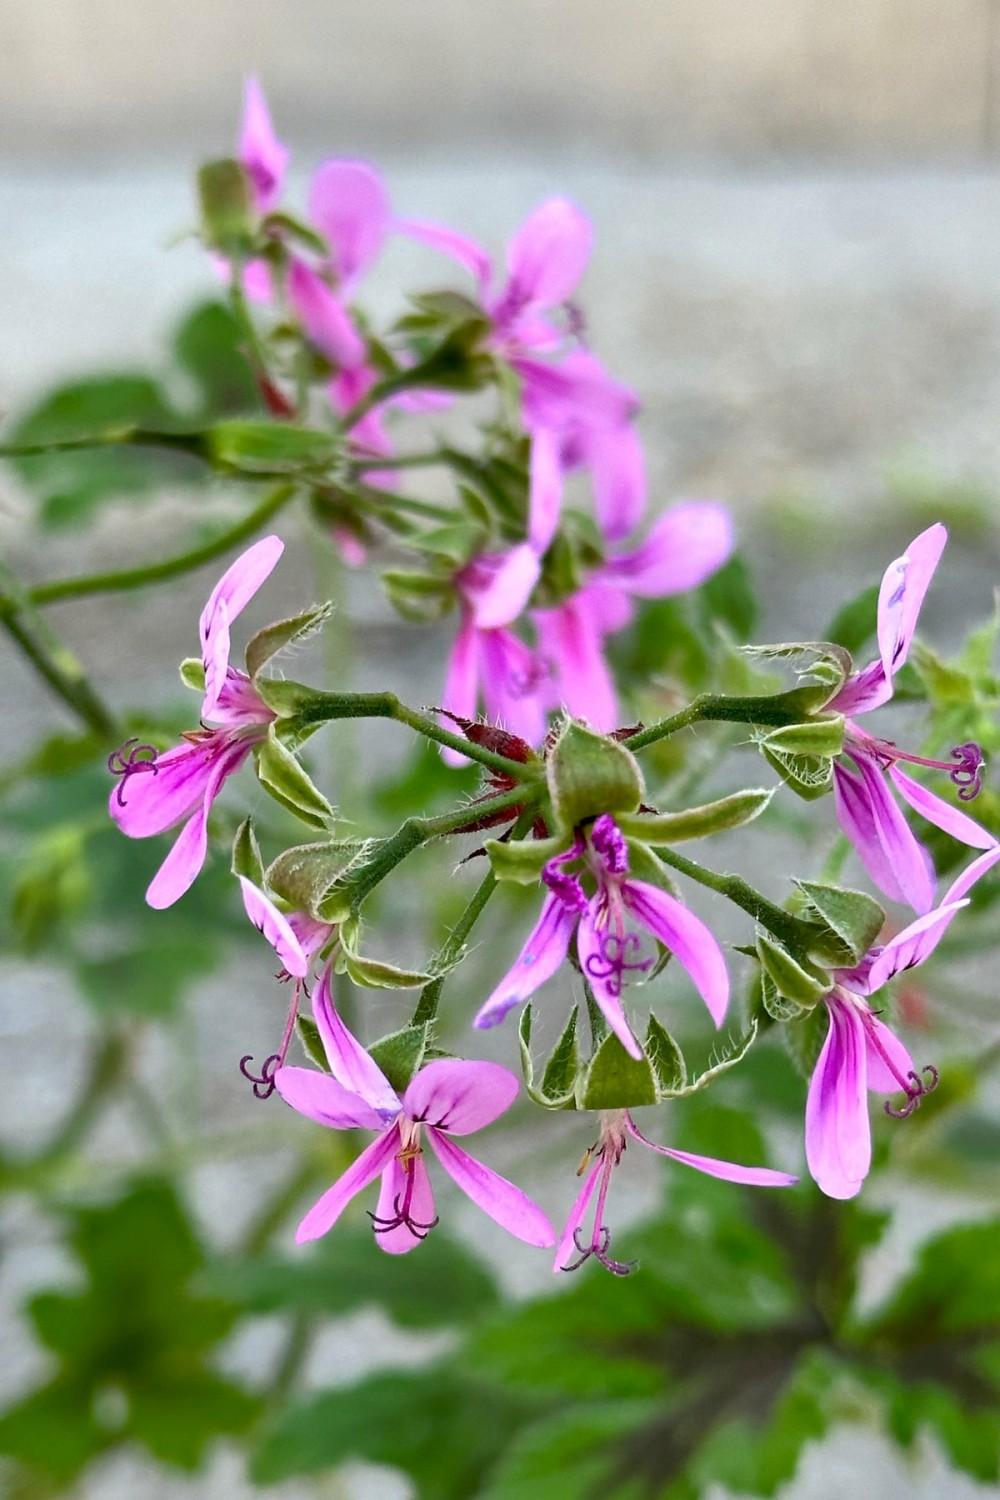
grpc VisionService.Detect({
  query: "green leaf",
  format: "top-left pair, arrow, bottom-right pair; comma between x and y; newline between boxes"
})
577,1030 -> 657,1110
618,787 -> 775,845
760,742 -> 835,802
793,879 -> 886,966
826,582 -> 879,656
645,1012 -> 687,1094
761,716 -> 845,758
699,554 -> 759,639
339,915 -> 432,990
171,300 -> 258,417
381,567 -> 456,621
254,727 -> 334,829
666,1022 -> 760,1098
230,816 -> 263,885
367,1024 -> 429,1092
244,602 -> 333,679
547,719 -> 644,834
296,1014 -> 330,1071
479,1400 -> 656,1500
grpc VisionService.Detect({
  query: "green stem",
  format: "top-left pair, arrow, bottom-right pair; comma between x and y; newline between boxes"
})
627,692 -> 807,754
0,429 -> 206,461
656,845 -> 808,951
348,449 -> 452,473
12,483 -> 297,609
290,690 -> 542,781
340,371 -> 413,431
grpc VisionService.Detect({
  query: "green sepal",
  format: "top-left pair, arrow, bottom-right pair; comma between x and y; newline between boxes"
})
179,657 -> 206,692
368,1024 -> 429,1095
252,678 -> 321,719
208,419 -> 338,474
742,640 -> 852,709
664,1021 -> 760,1098
624,839 -> 681,897
756,930 -> 832,1009
518,1005 -> 580,1109
576,1030 -> 657,1111
339,914 -> 432,990
760,971 -> 813,1022
760,742 -> 835,802
245,603 -> 334,680
260,210 -> 328,257
792,880 -> 886,967
254,727 -> 335,829
406,319 -> 494,393
547,719 -> 644,834
485,834 -> 569,885
266,839 -> 370,921
407,522 -> 485,570
645,1013 -> 687,1095
296,1015 -> 330,1072
231,817 -> 264,886
381,570 -> 456,622
618,787 -> 775,846
761,716 -> 845,757
783,1004 -> 830,1080
197,159 -> 255,256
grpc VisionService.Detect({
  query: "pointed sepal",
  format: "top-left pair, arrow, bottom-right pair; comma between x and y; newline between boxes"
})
792,880 -> 887,967
576,1029 -> 657,1111
368,1024 -> 429,1095
617,787 -> 775,845
231,816 -> 264,886
518,1004 -> 580,1109
254,726 -> 335,829
245,603 -> 334,680
547,719 -> 644,834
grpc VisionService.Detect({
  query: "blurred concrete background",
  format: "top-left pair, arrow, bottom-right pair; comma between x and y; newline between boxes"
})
2,5 -> 1000,1499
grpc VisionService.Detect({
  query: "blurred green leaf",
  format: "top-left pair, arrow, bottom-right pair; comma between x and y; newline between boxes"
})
825,582 -> 878,656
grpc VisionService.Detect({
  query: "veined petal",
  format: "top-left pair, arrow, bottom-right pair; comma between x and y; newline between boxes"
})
534,597 -> 619,733
828,663 -> 893,717
515,355 -> 638,432
110,741 -> 216,838
622,879 -> 730,1028
239,75 -> 289,213
528,426 -> 565,554
866,899 -> 969,993
468,544 -> 541,631
294,1125 -> 399,1244
474,894 -> 577,1029
238,877 -> 309,978
942,843 -> 1000,904
833,761 -> 906,906
576,897 -> 644,1059
877,522 -> 947,683
589,423 -> 647,544
288,259 -> 366,369
427,1130 -> 555,1246
552,1159 -> 603,1271
199,535 -> 284,718
371,1154 -> 437,1254
404,1059 -> 519,1135
625,1117 -> 797,1186
862,1014 -> 916,1095
440,614 -> 480,768
274,1065 -> 390,1131
395,217 -> 492,289
308,158 -> 391,288
504,196 -> 593,310
145,740 -> 249,909
852,753 -> 935,914
479,629 -> 549,747
312,966 -> 400,1118
805,997 -> 870,1200
602,501 -> 733,599
889,765 -> 997,850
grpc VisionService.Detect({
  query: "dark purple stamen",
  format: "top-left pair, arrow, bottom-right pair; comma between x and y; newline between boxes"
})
949,742 -> 985,801
584,931 -> 652,996
368,1192 -> 440,1241
239,1052 -> 280,1100
563,1226 -> 637,1277
884,1063 -> 940,1120
107,738 -> 159,807
590,814 -> 629,874
564,300 -> 587,343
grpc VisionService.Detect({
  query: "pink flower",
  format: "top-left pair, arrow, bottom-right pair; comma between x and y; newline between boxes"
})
441,544 -> 549,756
239,75 -> 290,214
274,982 -> 555,1254
534,501 -> 734,732
476,814 -> 729,1059
555,1109 -> 797,1275
108,538 -> 283,909
805,844 -> 1000,1199
829,523 -> 992,913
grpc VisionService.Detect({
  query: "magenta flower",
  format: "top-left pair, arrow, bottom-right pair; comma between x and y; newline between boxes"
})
806,843 -> 1000,1199
274,983 -> 555,1254
476,814 -> 729,1059
534,501 -> 734,732
239,75 -> 290,215
108,538 -> 283,909
441,543 -> 549,756
555,1109 -> 797,1275
829,523 -> 992,913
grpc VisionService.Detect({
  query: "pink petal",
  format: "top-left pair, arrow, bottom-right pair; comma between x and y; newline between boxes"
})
515,355 -> 638,432
395,217 -> 492,289
274,1065 -> 391,1131
589,423 -> 647,544
877,523 -> 947,684
110,741 -> 216,838
312,966 -> 400,1119
581,579 -> 635,636
833,762 -> 906,906
828,664 -> 893,718
625,1117 -> 798,1186
475,895 -> 578,1029
862,1014 -> 916,1096
866,899 -> 970,993
439,614 -> 480,768
308,159 -> 391,289
528,426 -> 564,553
576,897 -> 644,1059
239,877 -> 309,978
371,1154 -> 437,1255
622,879 -> 730,1028
478,629 -> 549,747
942,843 -> 1000,903
552,1159 -> 603,1272
199,536 -> 284,719
287,259 -> 366,370
602,502 -> 734,599
889,765 -> 997,851
467,545 -> 541,631
209,667 -> 270,728
145,740 -> 249,909
534,598 -> 619,733
239,76 -> 289,213
851,753 -> 936,914
427,1130 -> 555,1247
805,997 -> 870,1200
504,197 -> 592,310
295,1125 -> 400,1244
403,1059 -> 519,1135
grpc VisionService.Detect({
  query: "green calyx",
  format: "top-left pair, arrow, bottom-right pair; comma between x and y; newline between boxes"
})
547,719 -> 644,834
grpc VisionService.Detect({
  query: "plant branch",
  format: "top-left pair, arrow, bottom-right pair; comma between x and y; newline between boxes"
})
627,692 -> 808,753
656,845 -> 808,951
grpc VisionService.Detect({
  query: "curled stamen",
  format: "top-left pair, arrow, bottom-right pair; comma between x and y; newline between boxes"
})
367,1192 -> 440,1240
563,1226 -> 637,1277
584,931 -> 652,997
239,1053 -> 280,1100
884,1063 -> 940,1120
950,742 -> 985,801
107,738 -> 160,807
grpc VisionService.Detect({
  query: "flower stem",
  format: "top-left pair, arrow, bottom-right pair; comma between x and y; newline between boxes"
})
10,482 -> 297,609
627,692 -> 807,753
656,845 -> 809,952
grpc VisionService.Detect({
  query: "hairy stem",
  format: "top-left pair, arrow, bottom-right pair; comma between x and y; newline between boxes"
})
627,692 -> 807,753
656,845 -> 808,951
0,561 -> 118,736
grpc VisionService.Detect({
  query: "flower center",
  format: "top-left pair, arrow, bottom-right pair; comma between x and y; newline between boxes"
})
367,1126 -> 440,1243
563,1117 -> 637,1277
